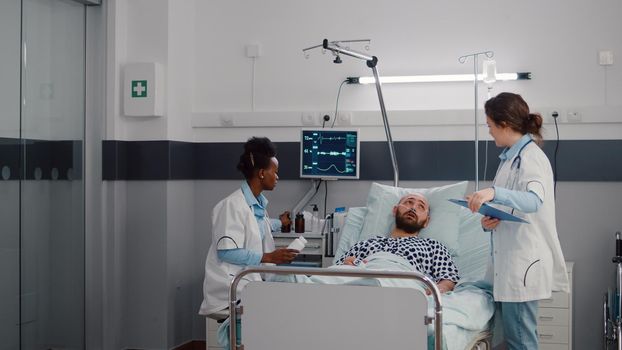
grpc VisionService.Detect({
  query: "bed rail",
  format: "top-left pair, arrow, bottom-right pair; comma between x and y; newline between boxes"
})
229,266 -> 443,350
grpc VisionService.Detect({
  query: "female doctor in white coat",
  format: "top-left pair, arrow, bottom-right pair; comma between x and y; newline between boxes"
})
199,137 -> 297,317
466,93 -> 569,350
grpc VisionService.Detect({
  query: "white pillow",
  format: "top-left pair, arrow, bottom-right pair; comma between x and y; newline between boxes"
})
358,181 -> 468,256
333,207 -> 367,264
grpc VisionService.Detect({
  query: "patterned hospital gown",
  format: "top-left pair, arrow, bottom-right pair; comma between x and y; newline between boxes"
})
335,236 -> 460,283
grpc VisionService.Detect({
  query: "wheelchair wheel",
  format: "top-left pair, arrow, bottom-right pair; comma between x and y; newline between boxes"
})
605,293 -> 613,350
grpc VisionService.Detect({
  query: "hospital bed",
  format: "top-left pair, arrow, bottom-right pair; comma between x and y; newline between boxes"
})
226,181 -> 494,350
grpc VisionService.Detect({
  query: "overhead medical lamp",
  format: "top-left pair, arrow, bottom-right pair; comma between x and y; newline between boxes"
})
303,39 -> 399,187
346,72 -> 531,84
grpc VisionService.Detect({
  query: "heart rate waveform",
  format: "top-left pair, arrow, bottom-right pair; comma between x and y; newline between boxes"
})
300,129 -> 359,179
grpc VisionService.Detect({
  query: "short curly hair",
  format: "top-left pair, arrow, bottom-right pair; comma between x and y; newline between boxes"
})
236,137 -> 277,179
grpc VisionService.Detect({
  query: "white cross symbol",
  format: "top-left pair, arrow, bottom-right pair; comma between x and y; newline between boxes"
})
133,82 -> 145,96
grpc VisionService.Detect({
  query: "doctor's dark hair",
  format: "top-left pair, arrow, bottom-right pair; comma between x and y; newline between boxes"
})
485,92 -> 543,145
237,137 -> 277,179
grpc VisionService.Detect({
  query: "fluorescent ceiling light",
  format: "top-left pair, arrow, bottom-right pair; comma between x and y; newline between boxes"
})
347,72 -> 531,84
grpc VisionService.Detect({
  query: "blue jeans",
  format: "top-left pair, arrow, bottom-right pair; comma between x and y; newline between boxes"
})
499,300 -> 539,350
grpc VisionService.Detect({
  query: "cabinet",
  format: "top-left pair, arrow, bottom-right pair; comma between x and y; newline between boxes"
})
273,233 -> 326,267
206,318 -> 223,350
538,262 -> 573,350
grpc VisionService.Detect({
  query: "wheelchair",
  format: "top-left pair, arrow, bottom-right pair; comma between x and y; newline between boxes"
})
604,232 -> 622,350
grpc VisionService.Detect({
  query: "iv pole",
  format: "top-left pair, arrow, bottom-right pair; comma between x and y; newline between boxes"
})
302,39 -> 399,188
459,51 -> 494,191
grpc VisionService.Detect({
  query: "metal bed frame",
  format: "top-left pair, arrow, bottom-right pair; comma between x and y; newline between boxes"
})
229,265 -> 443,350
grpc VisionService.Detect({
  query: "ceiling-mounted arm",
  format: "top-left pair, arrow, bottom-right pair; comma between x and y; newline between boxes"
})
322,39 -> 378,67
311,38 -> 399,187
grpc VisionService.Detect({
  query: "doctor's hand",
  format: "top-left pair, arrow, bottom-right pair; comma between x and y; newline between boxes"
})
261,248 -> 299,264
481,216 -> 500,230
278,211 -> 291,227
465,188 -> 495,213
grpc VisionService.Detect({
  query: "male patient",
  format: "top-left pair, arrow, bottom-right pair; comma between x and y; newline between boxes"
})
335,193 -> 459,293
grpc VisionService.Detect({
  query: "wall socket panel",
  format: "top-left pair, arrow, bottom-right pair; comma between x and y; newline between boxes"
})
301,112 -> 319,126
246,44 -> 262,58
566,111 -> 582,122
599,50 -> 614,66
542,108 -> 582,123
335,111 -> 353,126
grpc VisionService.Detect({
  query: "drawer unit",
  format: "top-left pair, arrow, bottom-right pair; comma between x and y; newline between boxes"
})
207,318 -> 224,350
539,291 -> 569,309
538,308 -> 569,327
538,325 -> 569,344
538,262 -> 573,350
541,343 -> 571,350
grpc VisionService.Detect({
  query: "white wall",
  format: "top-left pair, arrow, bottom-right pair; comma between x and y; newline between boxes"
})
189,0 -> 622,142
108,0 -> 622,143
102,0 -> 622,349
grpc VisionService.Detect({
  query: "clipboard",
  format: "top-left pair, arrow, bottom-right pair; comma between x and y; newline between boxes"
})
448,199 -> 529,224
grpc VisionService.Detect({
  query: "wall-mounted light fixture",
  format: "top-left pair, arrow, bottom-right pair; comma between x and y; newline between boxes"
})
346,72 -> 531,84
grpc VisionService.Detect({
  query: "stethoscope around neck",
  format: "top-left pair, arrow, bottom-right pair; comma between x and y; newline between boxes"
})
510,139 -> 534,170
493,138 -> 533,188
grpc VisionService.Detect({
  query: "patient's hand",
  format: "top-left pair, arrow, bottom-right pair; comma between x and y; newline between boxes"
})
425,279 -> 456,295
343,256 -> 367,266
343,256 -> 356,265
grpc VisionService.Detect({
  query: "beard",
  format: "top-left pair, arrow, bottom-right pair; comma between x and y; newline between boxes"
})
395,211 -> 426,234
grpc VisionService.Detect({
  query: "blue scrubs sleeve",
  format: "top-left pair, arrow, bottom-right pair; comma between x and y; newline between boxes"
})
493,186 -> 542,213
270,218 -> 282,232
217,248 -> 262,266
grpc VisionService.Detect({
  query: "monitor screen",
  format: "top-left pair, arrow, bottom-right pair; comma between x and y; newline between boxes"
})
300,129 -> 360,179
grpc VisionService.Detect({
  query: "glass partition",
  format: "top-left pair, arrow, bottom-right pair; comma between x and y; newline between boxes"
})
1,0 -> 86,349
0,0 -> 23,349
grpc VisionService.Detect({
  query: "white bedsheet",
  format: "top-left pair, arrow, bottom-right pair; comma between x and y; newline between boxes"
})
276,252 -> 494,350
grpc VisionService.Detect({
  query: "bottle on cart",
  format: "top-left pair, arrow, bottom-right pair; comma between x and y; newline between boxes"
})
287,236 -> 307,251
294,212 -> 305,233
311,204 -> 320,233
280,212 -> 291,233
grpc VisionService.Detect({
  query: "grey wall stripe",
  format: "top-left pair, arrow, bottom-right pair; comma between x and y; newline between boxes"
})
101,140 -> 622,181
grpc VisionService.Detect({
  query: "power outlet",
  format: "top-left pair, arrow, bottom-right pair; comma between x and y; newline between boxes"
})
599,50 -> 614,66
246,44 -> 262,58
335,111 -> 352,126
547,109 -> 564,123
301,112 -> 318,126
567,111 -> 582,123
219,113 -> 234,127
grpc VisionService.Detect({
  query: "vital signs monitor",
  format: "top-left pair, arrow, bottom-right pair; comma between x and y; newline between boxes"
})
300,129 -> 360,179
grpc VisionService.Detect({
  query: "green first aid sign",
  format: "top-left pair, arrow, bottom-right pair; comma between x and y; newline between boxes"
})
131,80 -> 147,98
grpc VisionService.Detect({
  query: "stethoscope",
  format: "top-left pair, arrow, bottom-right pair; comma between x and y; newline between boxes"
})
493,139 -> 534,190
509,139 -> 534,171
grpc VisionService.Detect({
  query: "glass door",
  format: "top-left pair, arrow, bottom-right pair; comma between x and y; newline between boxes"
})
0,0 -> 23,349
20,0 -> 86,349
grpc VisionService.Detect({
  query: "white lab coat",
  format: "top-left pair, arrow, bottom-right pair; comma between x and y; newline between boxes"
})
199,189 -> 275,315
488,141 -> 569,302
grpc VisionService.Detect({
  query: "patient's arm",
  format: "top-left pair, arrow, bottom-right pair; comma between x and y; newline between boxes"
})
437,279 -> 456,293
425,279 -> 455,295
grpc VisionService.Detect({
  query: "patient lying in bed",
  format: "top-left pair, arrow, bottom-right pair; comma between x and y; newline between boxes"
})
335,193 -> 459,294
